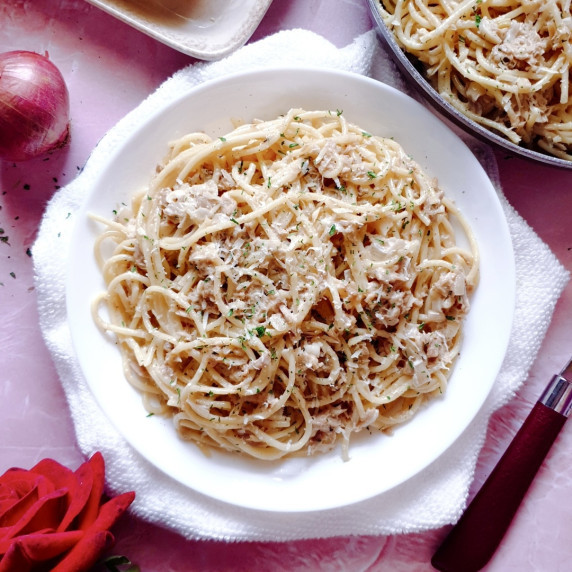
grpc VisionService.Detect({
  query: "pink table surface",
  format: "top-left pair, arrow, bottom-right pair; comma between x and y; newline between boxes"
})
1,1 -> 571,570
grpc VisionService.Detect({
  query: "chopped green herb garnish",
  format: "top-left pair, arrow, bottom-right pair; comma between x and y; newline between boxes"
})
253,326 -> 267,338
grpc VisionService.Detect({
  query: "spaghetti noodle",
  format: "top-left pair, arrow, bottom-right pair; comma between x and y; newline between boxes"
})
92,109 -> 478,460
377,0 -> 572,160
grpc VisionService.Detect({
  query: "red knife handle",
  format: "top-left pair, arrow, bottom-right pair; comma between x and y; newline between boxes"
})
431,400 -> 567,572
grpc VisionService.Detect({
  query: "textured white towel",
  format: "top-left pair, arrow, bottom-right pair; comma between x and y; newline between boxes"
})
33,30 -> 569,541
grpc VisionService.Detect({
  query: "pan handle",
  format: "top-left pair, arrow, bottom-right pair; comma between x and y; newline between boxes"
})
431,374 -> 572,572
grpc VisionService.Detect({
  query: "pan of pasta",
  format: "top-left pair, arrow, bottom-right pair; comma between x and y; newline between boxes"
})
66,68 -> 515,512
368,0 -> 572,168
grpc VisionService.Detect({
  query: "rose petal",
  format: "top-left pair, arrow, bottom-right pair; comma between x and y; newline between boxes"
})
0,489 -> 67,542
50,530 -> 113,572
50,491 -> 135,572
0,530 -> 83,572
0,490 -> 20,518
30,456 -> 98,533
0,470 -> 38,499
57,459 -> 93,533
0,528 -> 51,554
0,539 -> 33,572
31,459 -> 75,492
92,492 -> 135,531
32,459 -> 77,528
0,484 -> 40,530
75,453 -> 105,531
0,472 -> 53,525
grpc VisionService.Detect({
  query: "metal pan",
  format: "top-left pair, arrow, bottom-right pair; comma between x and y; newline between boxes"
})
367,0 -> 572,170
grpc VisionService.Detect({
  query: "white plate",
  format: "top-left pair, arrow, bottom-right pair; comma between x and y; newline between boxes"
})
67,68 -> 515,512
85,0 -> 273,60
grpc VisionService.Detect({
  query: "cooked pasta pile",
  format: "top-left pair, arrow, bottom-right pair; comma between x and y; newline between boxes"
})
377,0 -> 572,160
92,109 -> 478,460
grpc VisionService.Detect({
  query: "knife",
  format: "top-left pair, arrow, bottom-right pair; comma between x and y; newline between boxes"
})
431,357 -> 572,572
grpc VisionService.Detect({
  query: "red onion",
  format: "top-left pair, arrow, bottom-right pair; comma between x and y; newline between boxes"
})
0,50 -> 70,162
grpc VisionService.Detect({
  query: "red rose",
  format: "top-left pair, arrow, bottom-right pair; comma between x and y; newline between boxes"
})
0,452 -> 135,572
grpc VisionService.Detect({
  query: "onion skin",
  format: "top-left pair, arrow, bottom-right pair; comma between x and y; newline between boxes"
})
0,51 -> 70,162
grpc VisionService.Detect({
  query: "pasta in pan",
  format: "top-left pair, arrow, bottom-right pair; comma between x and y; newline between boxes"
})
92,109 -> 478,461
377,0 -> 572,160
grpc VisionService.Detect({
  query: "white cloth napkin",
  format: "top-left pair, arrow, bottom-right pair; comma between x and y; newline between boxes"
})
33,29 -> 569,541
